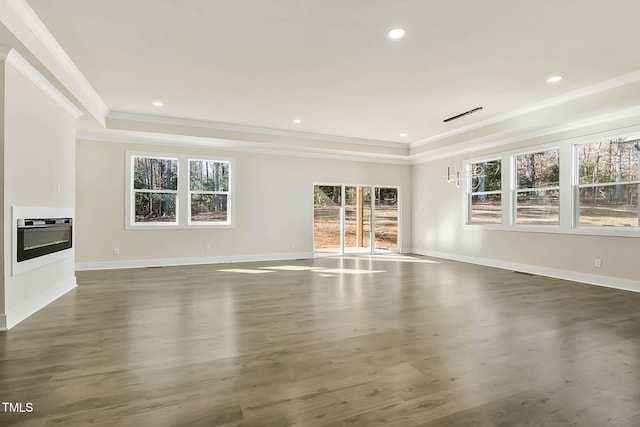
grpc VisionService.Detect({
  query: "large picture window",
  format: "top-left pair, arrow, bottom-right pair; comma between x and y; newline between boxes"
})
127,152 -> 233,229
515,149 -> 560,225
468,159 -> 502,224
576,137 -> 640,227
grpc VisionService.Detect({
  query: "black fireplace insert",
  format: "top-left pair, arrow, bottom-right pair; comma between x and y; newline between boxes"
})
17,218 -> 73,262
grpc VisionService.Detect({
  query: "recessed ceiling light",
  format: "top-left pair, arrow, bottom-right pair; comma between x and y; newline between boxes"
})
400,133 -> 408,137
152,101 -> 164,107
546,75 -> 563,83
292,119 -> 302,124
387,28 -> 406,40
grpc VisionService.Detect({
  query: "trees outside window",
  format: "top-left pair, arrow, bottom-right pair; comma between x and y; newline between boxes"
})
515,150 -> 560,225
189,160 -> 230,223
128,153 -> 233,228
132,156 -> 178,223
468,159 -> 501,224
577,138 -> 640,227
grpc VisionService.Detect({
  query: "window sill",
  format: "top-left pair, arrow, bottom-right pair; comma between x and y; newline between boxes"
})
126,223 -> 234,231
463,223 -> 640,238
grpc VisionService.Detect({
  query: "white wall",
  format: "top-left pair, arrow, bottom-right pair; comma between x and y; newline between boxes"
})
2,58 -> 77,329
411,131 -> 640,292
76,140 -> 412,269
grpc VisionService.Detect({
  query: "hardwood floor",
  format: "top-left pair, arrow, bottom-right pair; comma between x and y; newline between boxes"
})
1,254 -> 640,426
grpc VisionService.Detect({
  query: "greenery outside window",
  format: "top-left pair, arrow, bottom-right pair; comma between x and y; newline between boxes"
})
127,152 -> 234,229
576,137 -> 640,227
515,150 -> 560,225
468,159 -> 502,224
132,156 -> 178,224
189,160 -> 231,224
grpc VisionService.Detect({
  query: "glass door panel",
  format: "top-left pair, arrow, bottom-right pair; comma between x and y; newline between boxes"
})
344,186 -> 371,253
313,185 -> 342,254
374,187 -> 398,252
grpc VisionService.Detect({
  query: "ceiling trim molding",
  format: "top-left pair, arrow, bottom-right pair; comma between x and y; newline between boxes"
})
77,130 -> 412,165
2,0 -> 109,123
410,68 -> 640,150
86,104 -> 640,167
0,45 -> 9,60
107,111 -> 408,150
409,107 -> 640,165
3,47 -> 83,118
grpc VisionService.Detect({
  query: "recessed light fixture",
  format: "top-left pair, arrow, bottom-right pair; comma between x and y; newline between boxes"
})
387,28 -> 406,40
152,101 -> 164,107
546,75 -> 563,83
292,119 -> 302,124
400,132 -> 408,137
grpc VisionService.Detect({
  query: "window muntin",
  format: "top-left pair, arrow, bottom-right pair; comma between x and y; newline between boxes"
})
128,153 -> 233,228
132,156 -> 178,223
515,150 -> 560,225
576,138 -> 640,227
189,160 -> 231,224
468,159 -> 502,224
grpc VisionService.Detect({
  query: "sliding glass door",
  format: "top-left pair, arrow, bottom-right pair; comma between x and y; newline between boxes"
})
344,186 -> 372,253
374,187 -> 398,252
313,184 -> 398,255
313,185 -> 342,254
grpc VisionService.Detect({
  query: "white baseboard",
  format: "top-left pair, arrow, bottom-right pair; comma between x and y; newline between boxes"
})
409,248 -> 640,293
75,252 -> 316,271
1,276 -> 77,330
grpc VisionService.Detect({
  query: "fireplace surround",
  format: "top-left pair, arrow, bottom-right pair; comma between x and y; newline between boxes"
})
17,218 -> 72,262
12,207 -> 74,276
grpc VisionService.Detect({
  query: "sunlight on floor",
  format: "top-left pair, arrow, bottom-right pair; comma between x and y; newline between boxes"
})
217,255 -> 436,276
217,269 -> 276,274
313,268 -> 385,275
340,254 -> 440,264
259,266 -> 323,271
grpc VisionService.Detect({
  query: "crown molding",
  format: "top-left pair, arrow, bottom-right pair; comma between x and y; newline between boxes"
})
410,68 -> 640,150
2,0 -> 109,124
0,45 -> 10,60
85,103 -> 640,167
2,47 -> 83,118
409,106 -> 640,164
107,111 -> 408,150
78,130 -> 413,165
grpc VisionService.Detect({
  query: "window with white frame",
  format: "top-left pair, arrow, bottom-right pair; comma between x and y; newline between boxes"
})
514,149 -> 560,225
189,159 -> 231,224
468,159 -> 502,224
132,155 -> 178,224
127,153 -> 233,228
576,137 -> 640,227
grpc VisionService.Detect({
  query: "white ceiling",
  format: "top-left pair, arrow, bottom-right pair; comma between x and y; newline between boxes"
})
11,0 -> 640,147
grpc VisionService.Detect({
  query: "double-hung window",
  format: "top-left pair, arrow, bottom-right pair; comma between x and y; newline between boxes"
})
127,153 -> 233,229
132,156 -> 178,224
189,160 -> 231,224
576,137 -> 640,228
468,159 -> 502,224
514,149 -> 560,225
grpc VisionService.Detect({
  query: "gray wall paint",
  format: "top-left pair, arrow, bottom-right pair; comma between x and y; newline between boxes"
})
2,61 -> 76,321
411,139 -> 640,286
76,140 -> 412,267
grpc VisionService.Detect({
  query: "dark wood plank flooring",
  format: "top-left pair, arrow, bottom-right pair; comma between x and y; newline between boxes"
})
1,254 -> 639,426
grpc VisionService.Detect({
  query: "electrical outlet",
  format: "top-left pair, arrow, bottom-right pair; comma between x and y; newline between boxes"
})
594,259 -> 602,268
204,244 -> 211,252
479,246 -> 483,253
114,248 -> 120,256
291,242 -> 296,249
